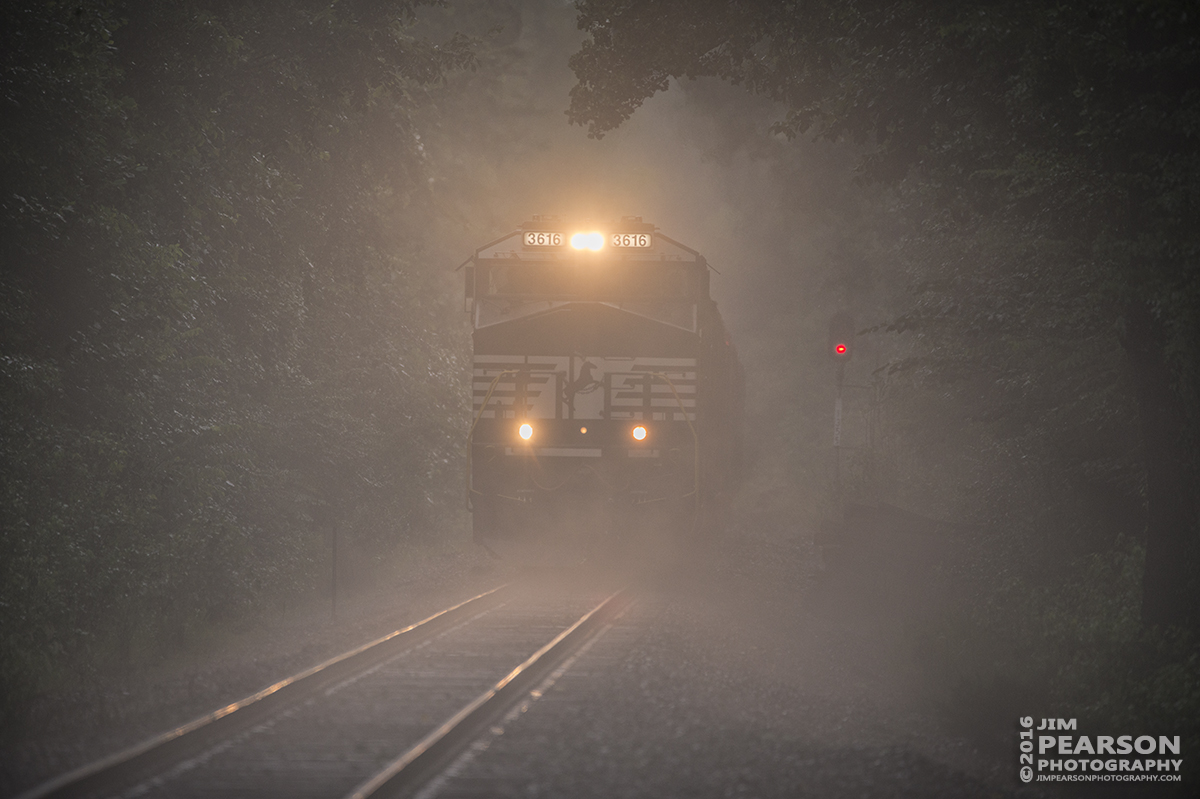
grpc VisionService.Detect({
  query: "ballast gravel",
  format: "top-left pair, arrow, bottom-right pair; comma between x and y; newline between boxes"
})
0,545 -> 512,798
4,534 -> 1057,798
430,537 -> 1051,799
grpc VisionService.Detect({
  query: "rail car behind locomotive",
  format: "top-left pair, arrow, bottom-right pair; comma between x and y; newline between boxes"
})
463,216 -> 743,552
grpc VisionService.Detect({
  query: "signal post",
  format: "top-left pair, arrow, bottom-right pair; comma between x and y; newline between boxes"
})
828,312 -> 854,496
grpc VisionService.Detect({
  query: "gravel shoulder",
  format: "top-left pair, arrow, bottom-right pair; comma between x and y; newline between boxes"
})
430,531 -> 1051,798
1,542 -> 512,798
4,530 -> 1055,799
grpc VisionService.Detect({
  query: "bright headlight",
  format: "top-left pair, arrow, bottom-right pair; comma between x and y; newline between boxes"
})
518,422 -> 533,440
632,425 -> 647,441
570,231 -> 604,251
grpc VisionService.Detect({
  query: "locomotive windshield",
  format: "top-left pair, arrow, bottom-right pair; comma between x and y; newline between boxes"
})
485,262 -> 695,301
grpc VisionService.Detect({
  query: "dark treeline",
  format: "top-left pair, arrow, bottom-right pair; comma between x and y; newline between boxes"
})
3,0 -> 1199,771
568,0 -> 1200,754
1,1 -> 474,727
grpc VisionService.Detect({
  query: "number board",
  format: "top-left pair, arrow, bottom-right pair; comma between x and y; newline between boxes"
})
611,232 -> 652,248
523,231 -> 563,247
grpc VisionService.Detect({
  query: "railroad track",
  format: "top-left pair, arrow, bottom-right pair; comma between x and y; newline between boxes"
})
19,584 -> 633,799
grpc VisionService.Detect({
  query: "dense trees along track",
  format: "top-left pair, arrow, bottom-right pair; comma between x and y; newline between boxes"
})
18,585 -> 632,799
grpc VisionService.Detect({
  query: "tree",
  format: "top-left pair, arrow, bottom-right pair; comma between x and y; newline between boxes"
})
1,0 -> 475,726
567,0 -> 1200,626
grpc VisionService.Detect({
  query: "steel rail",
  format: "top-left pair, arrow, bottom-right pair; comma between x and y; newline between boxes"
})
344,588 -> 631,799
17,584 -> 511,799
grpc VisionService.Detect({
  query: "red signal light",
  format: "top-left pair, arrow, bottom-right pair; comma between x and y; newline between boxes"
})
828,312 -> 855,362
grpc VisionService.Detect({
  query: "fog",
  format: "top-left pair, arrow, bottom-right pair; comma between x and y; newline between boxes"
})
3,0 -> 1196,794
410,2 -> 1199,790
416,0 -> 883,537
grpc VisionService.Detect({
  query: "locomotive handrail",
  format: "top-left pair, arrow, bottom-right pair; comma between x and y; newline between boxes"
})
466,368 -> 700,529
648,371 -> 701,529
466,369 -> 520,510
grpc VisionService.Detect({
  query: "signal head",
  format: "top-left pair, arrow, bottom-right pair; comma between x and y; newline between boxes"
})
828,312 -> 855,362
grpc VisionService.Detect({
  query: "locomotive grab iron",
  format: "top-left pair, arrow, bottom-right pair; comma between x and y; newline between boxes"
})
462,216 -> 743,553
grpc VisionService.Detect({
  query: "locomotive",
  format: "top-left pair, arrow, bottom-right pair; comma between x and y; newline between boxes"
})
462,216 -> 743,555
